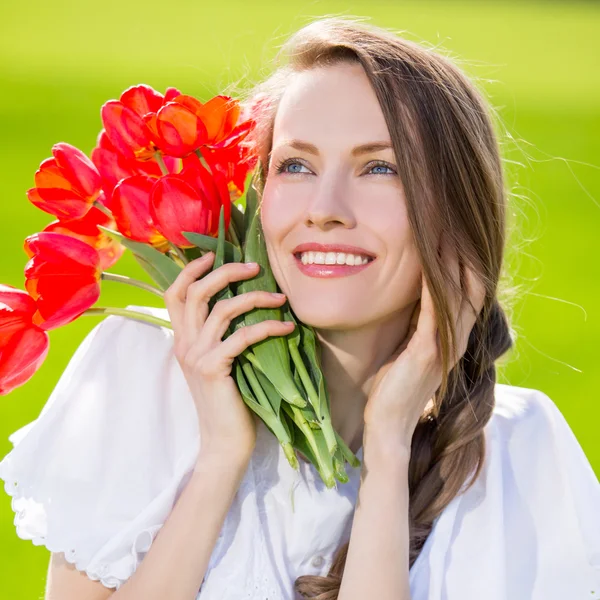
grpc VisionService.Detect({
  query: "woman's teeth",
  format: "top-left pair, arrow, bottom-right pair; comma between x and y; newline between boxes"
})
299,251 -> 371,266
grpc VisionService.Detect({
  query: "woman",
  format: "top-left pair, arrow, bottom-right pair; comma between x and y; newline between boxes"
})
1,16 -> 598,600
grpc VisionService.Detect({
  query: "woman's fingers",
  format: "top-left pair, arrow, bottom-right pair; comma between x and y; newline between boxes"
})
211,320 -> 295,368
164,252 -> 215,333
182,262 -> 260,345
198,291 -> 288,351
414,271 -> 437,353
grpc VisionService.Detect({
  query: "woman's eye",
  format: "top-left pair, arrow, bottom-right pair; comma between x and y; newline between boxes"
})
276,159 -> 310,174
367,163 -> 395,175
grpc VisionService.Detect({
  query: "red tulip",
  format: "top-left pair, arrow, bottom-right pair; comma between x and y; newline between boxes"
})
149,154 -> 230,246
145,94 -> 254,158
111,176 -> 170,252
91,130 -> 178,204
101,84 -> 181,162
24,232 -> 102,330
26,143 -> 102,220
199,141 -> 258,200
42,206 -> 125,270
0,285 -> 50,395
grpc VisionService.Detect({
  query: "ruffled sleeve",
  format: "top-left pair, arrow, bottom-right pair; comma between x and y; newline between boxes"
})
0,305 -> 208,590
409,383 -> 600,600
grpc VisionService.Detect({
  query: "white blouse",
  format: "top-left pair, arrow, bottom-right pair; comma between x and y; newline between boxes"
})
0,305 -> 598,600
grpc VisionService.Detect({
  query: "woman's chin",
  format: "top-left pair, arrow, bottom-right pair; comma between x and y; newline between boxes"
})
289,306 -> 362,331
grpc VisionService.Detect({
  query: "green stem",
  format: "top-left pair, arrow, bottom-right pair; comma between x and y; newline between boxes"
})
334,430 -> 362,469
93,200 -> 113,218
228,220 -> 241,248
101,272 -> 164,297
195,148 -> 211,173
169,243 -> 189,265
154,152 -> 169,175
82,307 -> 172,329
288,343 -> 319,410
282,403 -> 336,488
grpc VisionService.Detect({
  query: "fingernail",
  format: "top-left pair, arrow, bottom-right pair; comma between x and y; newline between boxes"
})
272,293 -> 286,299
245,262 -> 259,269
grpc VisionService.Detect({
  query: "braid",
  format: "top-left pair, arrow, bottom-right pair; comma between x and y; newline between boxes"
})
295,301 -> 513,598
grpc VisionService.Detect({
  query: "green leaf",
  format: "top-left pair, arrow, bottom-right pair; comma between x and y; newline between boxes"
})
234,361 -> 278,426
182,231 -> 242,262
98,226 -> 182,291
333,447 -> 349,483
254,367 -> 282,416
209,206 -> 233,312
280,408 -> 295,444
230,203 -> 246,246
244,183 -> 258,237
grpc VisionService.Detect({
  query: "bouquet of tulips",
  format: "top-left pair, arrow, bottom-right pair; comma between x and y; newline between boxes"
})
0,84 -> 361,488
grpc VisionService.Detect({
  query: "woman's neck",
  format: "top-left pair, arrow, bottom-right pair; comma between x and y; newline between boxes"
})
316,303 -> 416,454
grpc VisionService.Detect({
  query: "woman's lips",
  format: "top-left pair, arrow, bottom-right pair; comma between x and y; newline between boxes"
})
293,254 -> 375,278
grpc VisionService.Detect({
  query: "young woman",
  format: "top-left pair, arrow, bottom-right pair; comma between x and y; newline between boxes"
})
1,17 -> 598,600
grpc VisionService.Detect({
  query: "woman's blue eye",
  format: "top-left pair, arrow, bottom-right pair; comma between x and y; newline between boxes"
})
286,162 -> 306,173
369,164 -> 394,175
277,159 -> 309,174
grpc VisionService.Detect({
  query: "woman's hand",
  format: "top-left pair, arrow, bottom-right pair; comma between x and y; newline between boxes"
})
363,238 -> 487,454
164,252 -> 295,462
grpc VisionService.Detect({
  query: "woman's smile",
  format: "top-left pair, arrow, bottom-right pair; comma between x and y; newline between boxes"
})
293,252 -> 376,278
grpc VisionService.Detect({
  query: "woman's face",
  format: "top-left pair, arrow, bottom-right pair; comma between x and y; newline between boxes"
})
260,62 -> 422,330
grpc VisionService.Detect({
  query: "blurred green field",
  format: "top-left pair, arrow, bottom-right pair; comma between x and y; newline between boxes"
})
1,1 -> 598,597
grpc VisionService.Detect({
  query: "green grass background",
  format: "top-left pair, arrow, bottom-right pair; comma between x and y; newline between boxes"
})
0,1 -> 598,596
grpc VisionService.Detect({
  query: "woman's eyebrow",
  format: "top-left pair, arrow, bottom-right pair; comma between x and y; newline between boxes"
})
271,139 -> 393,156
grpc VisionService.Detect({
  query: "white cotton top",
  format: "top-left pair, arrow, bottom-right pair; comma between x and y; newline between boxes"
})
1,305 -> 599,600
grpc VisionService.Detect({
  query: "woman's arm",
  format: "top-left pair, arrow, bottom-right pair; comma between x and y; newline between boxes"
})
337,437 -> 412,600
45,449 -> 251,600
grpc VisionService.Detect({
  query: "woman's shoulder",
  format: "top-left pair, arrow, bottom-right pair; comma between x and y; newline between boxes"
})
410,382 -> 600,599
491,382 -> 562,429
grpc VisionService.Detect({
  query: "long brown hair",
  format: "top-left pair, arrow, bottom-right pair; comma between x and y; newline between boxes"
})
243,16 -> 515,599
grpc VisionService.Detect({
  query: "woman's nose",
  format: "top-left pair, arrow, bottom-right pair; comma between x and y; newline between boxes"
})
304,179 -> 356,230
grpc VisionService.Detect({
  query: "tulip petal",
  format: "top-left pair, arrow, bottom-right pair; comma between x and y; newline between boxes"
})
164,87 -> 182,102
209,118 -> 254,150
23,232 -> 102,330
181,154 -> 231,236
198,95 -> 240,143
111,175 -> 169,250
30,277 -> 101,331
42,207 -> 125,270
150,176 -> 210,247
151,103 -> 207,157
91,132 -> 170,201
52,142 -> 102,200
101,100 -> 154,161
120,84 -> 165,117
24,232 -> 101,268
0,285 -> 38,324
34,157 -> 74,192
0,326 -> 49,395
27,187 -> 92,220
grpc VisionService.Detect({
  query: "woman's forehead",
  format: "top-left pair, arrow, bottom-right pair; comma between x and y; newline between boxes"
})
272,64 -> 391,151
